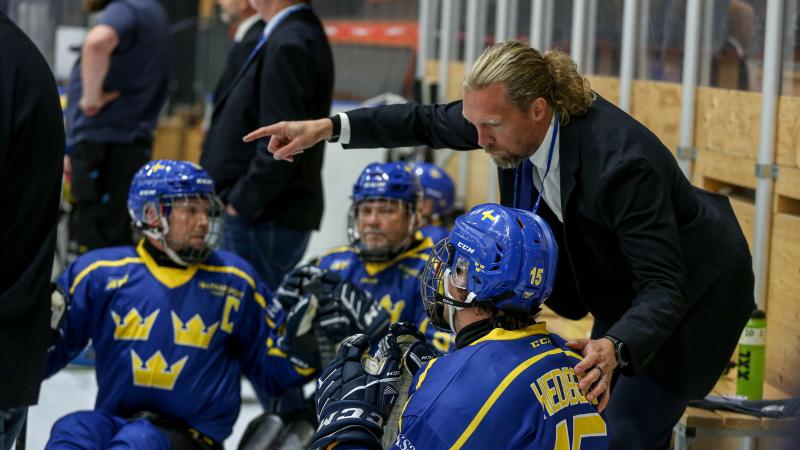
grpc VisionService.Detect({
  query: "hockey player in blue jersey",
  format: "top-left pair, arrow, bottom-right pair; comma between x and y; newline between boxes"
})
307,161 -> 454,352
311,204 -> 610,449
44,160 -> 324,449
238,162 -> 455,447
411,162 -> 456,244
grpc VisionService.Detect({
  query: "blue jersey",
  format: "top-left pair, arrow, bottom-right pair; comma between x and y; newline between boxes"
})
47,242 -> 309,442
417,225 -> 449,245
316,239 -> 454,353
392,323 -> 609,450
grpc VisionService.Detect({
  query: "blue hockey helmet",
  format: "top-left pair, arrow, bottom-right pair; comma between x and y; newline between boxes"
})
128,160 -> 223,265
351,162 -> 421,205
420,204 -> 558,331
411,162 -> 455,219
347,162 -> 422,262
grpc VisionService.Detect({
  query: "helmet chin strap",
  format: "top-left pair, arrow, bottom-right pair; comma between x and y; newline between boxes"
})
143,219 -> 190,267
442,268 -> 479,334
443,268 -> 463,334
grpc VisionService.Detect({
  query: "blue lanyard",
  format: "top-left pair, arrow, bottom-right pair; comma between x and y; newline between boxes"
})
514,112 -> 559,214
243,4 -> 311,67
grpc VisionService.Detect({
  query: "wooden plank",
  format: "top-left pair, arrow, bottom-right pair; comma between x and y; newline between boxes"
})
776,95 -> 800,168
694,87 -> 761,160
423,60 -> 466,102
151,117 -> 185,162
716,410 -> 762,430
775,165 -> 800,202
680,406 -> 724,429
692,150 -> 757,190
766,210 -> 800,395
694,87 -> 713,154
183,126 -> 204,164
585,75 -> 620,106
424,59 -> 438,79
446,61 -> 466,102
630,80 -> 682,155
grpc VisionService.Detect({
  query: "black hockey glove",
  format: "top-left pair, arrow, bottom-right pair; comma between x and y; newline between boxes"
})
276,294 -> 320,374
317,281 -> 390,343
274,264 -> 339,310
312,334 -> 402,450
378,322 -> 439,377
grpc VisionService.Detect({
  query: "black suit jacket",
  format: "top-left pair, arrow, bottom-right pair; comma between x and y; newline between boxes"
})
345,96 -> 754,398
0,13 -> 65,407
212,18 -> 266,103
201,8 -> 333,230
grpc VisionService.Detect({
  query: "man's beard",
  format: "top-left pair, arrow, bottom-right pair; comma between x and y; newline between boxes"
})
485,146 -> 526,169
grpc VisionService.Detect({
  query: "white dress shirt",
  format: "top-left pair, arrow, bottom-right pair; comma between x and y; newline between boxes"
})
233,14 -> 261,43
528,115 -> 563,221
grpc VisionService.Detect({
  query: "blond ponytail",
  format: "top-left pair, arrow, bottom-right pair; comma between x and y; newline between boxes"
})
464,41 -> 594,124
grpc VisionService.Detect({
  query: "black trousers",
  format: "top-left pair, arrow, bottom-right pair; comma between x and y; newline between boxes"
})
68,140 -> 151,254
606,372 -> 692,450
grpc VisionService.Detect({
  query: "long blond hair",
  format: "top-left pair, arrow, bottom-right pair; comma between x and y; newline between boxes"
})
463,41 -> 594,124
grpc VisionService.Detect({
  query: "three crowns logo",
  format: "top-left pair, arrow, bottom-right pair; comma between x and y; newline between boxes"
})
171,312 -> 219,349
112,309 -> 159,341
130,350 -> 187,390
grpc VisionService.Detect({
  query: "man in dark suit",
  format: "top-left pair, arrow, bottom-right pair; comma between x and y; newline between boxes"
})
0,12 -> 64,449
201,0 -> 333,291
245,41 -> 754,449
213,0 -> 264,101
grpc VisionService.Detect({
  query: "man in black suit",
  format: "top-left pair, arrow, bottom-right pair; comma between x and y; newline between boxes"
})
245,41 -> 754,449
0,12 -> 64,449
213,0 -> 264,101
201,0 -> 333,291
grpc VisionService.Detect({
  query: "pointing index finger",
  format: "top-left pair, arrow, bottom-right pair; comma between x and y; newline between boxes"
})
243,123 -> 283,142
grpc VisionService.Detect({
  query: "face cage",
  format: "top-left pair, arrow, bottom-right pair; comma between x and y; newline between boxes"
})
420,238 -> 478,332
140,193 -> 224,265
347,198 -> 417,262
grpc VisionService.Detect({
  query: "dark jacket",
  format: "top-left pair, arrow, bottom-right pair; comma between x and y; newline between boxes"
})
0,13 -> 65,407
344,95 -> 754,398
212,17 -> 266,102
201,8 -> 333,230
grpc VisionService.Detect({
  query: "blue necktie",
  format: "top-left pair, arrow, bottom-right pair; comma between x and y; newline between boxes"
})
517,159 -> 536,211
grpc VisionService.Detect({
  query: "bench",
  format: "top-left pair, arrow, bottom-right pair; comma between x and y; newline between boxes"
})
673,375 -> 798,450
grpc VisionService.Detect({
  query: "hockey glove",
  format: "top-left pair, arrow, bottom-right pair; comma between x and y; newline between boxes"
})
318,281 -> 390,343
276,294 -> 321,374
378,322 -> 439,377
312,334 -> 402,450
274,265 -> 339,310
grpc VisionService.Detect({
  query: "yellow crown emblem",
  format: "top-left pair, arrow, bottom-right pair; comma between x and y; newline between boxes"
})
130,350 -> 187,390
112,308 -> 159,341
171,312 -> 219,349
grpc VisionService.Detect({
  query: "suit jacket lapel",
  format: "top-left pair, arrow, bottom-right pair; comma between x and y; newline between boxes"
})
559,118 -> 581,218
213,12 -> 302,113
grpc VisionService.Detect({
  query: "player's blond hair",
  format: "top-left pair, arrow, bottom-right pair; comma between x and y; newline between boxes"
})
463,41 -> 594,124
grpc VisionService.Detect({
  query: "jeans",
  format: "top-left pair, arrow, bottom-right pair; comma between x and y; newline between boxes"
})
223,215 -> 311,291
605,372 -> 692,450
0,407 -> 27,450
